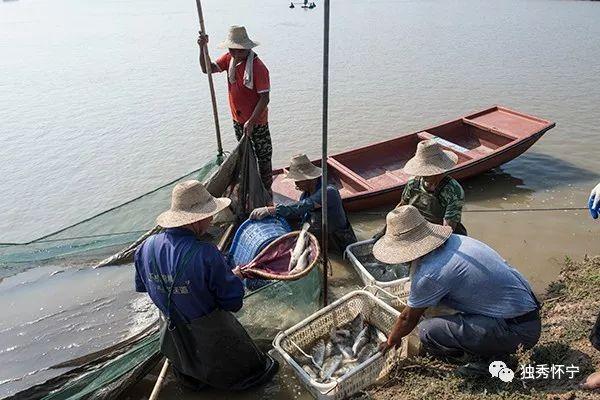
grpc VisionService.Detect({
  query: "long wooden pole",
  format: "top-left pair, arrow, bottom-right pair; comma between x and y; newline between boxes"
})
148,360 -> 170,400
321,0 -> 330,307
195,0 -> 223,156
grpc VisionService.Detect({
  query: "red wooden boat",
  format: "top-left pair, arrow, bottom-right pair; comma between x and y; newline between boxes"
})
271,105 -> 555,211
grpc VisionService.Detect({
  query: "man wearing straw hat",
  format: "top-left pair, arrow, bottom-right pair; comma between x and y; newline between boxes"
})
398,139 -> 467,235
249,154 -> 357,252
134,180 -> 277,390
198,26 -> 274,193
375,205 -> 541,377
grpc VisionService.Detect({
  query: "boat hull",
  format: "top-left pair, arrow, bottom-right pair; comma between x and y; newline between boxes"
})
271,106 -> 555,212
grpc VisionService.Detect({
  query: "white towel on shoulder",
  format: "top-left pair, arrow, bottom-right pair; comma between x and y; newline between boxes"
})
228,50 -> 255,90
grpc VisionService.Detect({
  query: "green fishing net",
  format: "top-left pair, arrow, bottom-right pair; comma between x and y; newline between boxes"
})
1,153 -> 322,400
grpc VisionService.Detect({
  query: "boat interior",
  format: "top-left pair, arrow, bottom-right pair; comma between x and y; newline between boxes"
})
272,106 -> 550,201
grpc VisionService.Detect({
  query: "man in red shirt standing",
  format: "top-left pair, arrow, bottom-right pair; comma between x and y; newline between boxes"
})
198,26 -> 273,194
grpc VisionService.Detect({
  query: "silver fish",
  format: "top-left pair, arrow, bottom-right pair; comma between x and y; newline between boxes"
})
349,314 -> 365,335
288,223 -> 310,271
329,328 -> 342,343
296,353 -> 312,366
312,339 -> 326,367
290,247 -> 311,274
336,342 -> 355,360
336,329 -> 352,338
342,356 -> 359,365
333,361 -> 358,378
302,364 -> 319,380
324,341 -> 335,359
374,327 -> 387,343
352,325 -> 370,356
357,342 -> 378,363
320,355 -> 343,381
329,328 -> 352,345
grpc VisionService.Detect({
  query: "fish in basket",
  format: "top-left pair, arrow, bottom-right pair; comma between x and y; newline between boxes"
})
239,223 -> 321,281
273,291 -> 405,400
292,313 -> 388,383
345,239 -> 410,309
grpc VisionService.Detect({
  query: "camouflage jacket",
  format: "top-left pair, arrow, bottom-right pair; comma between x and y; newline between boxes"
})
401,176 -> 465,223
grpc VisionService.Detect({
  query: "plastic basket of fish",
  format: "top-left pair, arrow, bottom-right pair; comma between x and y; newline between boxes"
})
344,239 -> 410,309
273,290 -> 405,400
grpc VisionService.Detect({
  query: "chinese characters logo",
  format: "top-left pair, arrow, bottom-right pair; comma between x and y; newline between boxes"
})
489,361 -> 580,382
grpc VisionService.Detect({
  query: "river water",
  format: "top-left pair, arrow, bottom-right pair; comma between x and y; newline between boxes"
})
1,0 -> 600,398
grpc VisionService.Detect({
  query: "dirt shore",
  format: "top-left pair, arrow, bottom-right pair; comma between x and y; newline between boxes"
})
367,256 -> 600,400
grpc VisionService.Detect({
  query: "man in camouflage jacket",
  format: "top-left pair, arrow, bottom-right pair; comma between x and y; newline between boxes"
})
400,140 -> 466,234
374,140 -> 467,238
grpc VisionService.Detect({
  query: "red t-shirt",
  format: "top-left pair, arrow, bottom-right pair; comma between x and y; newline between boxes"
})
215,53 -> 270,125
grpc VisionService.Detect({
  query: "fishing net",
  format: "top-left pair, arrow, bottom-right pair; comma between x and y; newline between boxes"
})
239,231 -> 320,281
0,143 -> 322,400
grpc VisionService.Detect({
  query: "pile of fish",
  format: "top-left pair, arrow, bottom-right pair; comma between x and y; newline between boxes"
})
288,223 -> 312,274
354,246 -> 409,282
362,261 -> 408,282
292,314 -> 388,383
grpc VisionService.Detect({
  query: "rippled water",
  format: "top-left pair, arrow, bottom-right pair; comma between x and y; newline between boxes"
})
2,0 -> 600,244
0,262 -> 158,397
2,0 -> 600,398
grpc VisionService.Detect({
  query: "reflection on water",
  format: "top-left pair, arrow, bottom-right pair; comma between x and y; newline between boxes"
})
463,152 -> 598,206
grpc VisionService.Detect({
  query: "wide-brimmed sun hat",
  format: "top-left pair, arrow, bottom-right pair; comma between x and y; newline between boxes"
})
218,25 -> 260,50
373,205 -> 453,264
285,154 -> 322,182
403,139 -> 459,177
156,180 -> 231,228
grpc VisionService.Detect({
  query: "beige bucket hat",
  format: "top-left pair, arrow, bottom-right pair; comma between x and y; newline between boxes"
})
156,180 -> 231,228
373,205 -> 453,264
403,139 -> 459,177
218,25 -> 259,49
285,154 -> 323,182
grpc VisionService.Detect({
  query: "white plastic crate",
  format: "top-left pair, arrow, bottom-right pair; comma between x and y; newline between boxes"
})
272,290 -> 405,400
344,239 -> 410,309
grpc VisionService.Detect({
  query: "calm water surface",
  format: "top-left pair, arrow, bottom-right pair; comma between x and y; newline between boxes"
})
1,0 -> 600,398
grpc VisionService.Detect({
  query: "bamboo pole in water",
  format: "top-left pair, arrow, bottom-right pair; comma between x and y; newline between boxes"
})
321,0 -> 331,307
148,360 -> 170,400
195,0 -> 223,156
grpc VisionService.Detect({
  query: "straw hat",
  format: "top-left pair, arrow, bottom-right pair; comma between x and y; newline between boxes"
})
218,25 -> 259,50
156,180 -> 231,228
285,154 -> 323,181
403,139 -> 459,177
373,205 -> 453,264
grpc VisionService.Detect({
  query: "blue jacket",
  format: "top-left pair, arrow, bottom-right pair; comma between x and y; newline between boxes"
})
274,178 -> 347,231
134,228 -> 244,321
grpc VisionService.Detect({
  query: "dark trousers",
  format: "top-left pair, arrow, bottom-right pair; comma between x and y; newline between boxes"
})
172,367 -> 207,391
160,309 -> 278,391
234,122 -> 273,193
418,312 -> 541,359
591,310 -> 600,351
